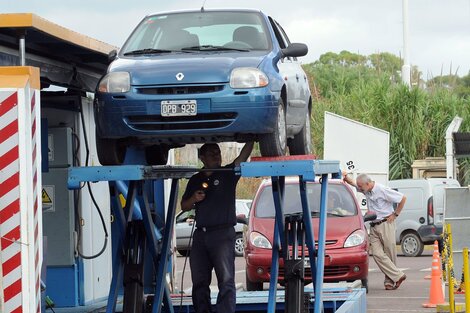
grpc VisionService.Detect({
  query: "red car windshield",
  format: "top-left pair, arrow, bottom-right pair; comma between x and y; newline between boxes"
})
255,183 -> 357,218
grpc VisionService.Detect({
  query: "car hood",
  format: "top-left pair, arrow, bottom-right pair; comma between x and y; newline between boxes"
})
251,216 -> 364,250
109,53 -> 267,85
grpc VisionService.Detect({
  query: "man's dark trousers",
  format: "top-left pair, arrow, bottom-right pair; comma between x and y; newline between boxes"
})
190,226 -> 236,313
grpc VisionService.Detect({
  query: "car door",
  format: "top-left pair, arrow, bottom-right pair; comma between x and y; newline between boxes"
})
269,18 -> 309,131
175,210 -> 196,250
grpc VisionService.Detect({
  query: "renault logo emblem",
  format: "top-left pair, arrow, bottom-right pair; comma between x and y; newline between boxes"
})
176,73 -> 184,81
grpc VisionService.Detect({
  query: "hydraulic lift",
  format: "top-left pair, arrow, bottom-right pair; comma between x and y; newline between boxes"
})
67,158 -> 366,313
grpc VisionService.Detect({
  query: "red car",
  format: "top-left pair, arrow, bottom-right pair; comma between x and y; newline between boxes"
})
244,178 -> 371,292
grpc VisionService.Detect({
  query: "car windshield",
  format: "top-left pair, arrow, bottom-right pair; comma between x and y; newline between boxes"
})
255,183 -> 357,218
121,11 -> 271,54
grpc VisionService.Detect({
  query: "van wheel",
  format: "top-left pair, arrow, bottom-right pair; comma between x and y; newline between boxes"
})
401,232 -> 424,257
96,129 -> 126,165
246,272 -> 263,291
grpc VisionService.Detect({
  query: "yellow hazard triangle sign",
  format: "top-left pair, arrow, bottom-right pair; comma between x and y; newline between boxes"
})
42,188 -> 52,204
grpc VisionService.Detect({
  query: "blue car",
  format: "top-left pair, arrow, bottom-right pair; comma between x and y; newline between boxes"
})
95,9 -> 312,165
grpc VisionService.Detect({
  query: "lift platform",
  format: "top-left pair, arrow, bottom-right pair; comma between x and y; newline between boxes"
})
67,158 -> 366,313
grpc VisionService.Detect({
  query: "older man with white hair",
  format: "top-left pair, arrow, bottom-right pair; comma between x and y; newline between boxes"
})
343,172 -> 407,290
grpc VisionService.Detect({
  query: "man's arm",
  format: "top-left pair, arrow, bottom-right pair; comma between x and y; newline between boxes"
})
181,190 -> 205,212
394,195 -> 406,217
342,171 -> 357,187
234,142 -> 254,166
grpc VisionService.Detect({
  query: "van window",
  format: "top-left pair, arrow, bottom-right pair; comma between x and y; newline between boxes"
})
255,183 -> 357,218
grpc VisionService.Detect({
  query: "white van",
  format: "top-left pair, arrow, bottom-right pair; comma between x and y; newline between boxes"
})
388,178 -> 460,257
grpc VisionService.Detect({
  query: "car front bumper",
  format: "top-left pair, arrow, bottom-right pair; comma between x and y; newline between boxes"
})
95,85 -> 279,144
245,246 -> 369,283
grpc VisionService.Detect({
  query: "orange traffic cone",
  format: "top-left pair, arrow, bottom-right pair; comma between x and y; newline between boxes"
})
422,241 -> 445,308
424,241 -> 441,280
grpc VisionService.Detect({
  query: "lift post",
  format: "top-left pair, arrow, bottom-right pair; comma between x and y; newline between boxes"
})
68,159 -> 341,313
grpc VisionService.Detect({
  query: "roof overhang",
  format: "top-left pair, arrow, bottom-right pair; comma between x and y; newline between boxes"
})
0,13 -> 118,92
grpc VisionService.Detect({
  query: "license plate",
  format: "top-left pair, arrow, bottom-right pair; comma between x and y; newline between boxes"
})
161,100 -> 197,117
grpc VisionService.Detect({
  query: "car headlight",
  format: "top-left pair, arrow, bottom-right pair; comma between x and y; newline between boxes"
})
344,229 -> 366,247
98,72 -> 130,93
249,231 -> 272,249
230,67 -> 269,89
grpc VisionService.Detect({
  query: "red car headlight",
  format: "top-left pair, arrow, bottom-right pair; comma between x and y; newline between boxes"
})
249,231 -> 272,249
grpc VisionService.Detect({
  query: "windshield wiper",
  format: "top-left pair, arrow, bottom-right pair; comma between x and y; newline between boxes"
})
181,45 -> 249,52
123,48 -> 188,56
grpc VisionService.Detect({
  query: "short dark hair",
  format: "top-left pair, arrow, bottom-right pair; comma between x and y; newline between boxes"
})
198,143 -> 220,158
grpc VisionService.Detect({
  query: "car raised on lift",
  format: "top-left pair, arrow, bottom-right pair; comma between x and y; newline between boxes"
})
94,8 -> 312,165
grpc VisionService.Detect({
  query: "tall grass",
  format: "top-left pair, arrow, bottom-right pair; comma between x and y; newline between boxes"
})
304,62 -> 470,183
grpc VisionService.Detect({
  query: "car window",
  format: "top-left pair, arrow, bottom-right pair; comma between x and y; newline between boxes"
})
255,183 -> 357,218
236,201 -> 250,216
121,11 -> 271,53
176,209 -> 195,223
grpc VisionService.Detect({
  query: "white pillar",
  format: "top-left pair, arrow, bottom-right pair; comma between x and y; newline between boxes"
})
0,67 -> 42,313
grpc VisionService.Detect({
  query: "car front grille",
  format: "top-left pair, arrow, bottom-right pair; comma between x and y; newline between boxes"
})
126,113 -> 237,131
136,85 -> 224,95
275,265 -> 349,278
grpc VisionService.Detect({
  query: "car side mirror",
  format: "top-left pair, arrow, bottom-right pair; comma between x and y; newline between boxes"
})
363,211 -> 377,222
281,43 -> 308,58
236,214 -> 248,225
108,49 -> 118,63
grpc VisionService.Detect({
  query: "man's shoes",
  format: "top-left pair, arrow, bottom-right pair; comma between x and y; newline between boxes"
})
395,274 -> 407,289
384,283 -> 395,290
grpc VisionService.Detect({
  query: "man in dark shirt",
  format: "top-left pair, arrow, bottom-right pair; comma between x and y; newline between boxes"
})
181,142 -> 253,313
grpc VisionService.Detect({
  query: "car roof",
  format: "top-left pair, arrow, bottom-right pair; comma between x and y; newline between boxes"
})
258,177 -> 346,187
147,8 -> 263,17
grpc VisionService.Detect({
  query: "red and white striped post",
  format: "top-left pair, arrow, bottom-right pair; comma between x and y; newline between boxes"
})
0,67 -> 42,313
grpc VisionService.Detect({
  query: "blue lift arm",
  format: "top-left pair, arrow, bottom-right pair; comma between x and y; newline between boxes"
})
68,159 -> 340,313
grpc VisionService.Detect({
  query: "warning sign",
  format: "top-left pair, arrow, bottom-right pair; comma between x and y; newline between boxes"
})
42,185 -> 54,213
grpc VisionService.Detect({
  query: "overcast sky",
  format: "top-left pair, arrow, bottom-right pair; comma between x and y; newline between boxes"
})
2,0 -> 469,79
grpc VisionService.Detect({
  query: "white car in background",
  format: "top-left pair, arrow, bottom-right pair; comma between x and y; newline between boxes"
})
175,199 -> 252,257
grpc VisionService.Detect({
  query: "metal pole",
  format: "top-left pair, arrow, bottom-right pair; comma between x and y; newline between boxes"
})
19,33 -> 26,66
463,247 -> 469,312
402,0 -> 411,87
445,116 -> 462,179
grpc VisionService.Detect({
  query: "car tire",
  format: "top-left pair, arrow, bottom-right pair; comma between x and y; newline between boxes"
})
177,249 -> 190,257
145,145 -> 169,165
401,232 -> 424,257
234,233 -> 244,257
96,129 -> 126,165
361,278 -> 369,294
288,112 -> 312,155
246,271 -> 263,291
259,98 -> 287,157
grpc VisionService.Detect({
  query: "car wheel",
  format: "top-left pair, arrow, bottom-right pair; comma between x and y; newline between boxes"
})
177,249 -> 190,257
401,232 -> 424,257
95,129 -> 126,165
145,145 -> 169,165
259,98 -> 287,157
361,278 -> 369,294
246,271 -> 263,291
288,111 -> 312,155
234,234 -> 244,257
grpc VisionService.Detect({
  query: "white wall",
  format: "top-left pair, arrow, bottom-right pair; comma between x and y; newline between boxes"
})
324,112 -> 390,213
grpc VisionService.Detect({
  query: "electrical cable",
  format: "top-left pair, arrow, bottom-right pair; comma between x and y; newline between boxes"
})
178,217 -> 196,313
73,97 -> 109,259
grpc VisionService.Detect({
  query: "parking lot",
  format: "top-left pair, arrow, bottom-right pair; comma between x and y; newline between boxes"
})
175,248 -> 466,312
